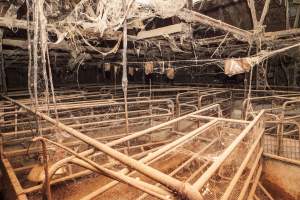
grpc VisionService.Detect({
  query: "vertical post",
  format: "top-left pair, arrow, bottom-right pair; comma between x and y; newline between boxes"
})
41,140 -> 52,200
0,102 -> 3,158
294,5 -> 300,28
149,79 -> 153,126
14,106 -> 18,137
247,0 -> 258,29
114,65 -> 117,96
122,0 -> 130,150
0,102 -> 3,155
277,113 -> 284,156
26,0 -> 34,100
96,64 -> 100,84
0,135 -> 3,159
0,29 -> 7,94
187,0 -> 193,10
286,0 -> 290,29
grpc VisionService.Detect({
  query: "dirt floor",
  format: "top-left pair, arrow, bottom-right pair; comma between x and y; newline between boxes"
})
25,123 -> 245,200
261,179 -> 295,200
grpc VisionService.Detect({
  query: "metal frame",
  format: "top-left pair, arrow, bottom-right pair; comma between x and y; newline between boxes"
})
0,93 -> 266,200
241,95 -> 300,160
0,97 -> 174,158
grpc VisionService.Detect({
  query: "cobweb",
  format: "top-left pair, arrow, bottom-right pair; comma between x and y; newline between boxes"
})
52,0 -> 187,39
151,0 -> 187,18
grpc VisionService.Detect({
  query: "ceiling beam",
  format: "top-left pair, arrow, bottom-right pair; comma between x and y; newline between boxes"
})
0,17 -> 125,40
177,8 -> 253,41
263,28 -> 300,40
2,39 -> 142,56
136,23 -> 190,40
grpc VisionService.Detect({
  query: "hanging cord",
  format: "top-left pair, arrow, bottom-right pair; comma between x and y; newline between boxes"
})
244,41 -> 254,120
76,56 -> 85,90
114,66 -> 117,96
46,48 -> 62,143
149,78 -> 152,100
245,63 -> 254,120
149,78 -> 153,126
245,36 -> 263,119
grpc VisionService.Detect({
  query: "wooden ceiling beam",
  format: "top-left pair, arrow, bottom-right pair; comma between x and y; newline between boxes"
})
2,38 -> 143,56
263,28 -> 300,40
177,8 -> 253,41
0,17 -> 128,41
136,23 -> 190,40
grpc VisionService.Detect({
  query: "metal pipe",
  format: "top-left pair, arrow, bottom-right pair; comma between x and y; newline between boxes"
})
24,104 -> 220,193
82,119 -> 218,200
221,148 -> 263,200
22,145 -> 164,193
34,137 -> 172,200
193,110 -> 265,190
35,139 -> 52,200
237,149 -> 263,200
1,95 -> 203,200
136,138 -> 219,200
247,165 -> 262,200
221,128 -> 264,200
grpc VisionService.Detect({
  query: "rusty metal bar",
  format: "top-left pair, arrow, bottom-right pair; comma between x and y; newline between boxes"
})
1,95 -> 203,200
193,110 -> 265,190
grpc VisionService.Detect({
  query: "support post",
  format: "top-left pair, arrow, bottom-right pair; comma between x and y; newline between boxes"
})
122,0 -> 130,150
40,140 -> 52,200
0,30 -> 7,94
247,0 -> 258,28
